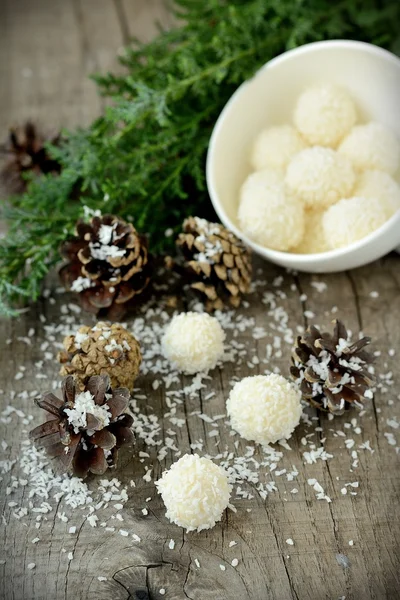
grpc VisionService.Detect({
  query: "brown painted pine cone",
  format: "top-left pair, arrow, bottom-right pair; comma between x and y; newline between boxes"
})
59,214 -> 152,320
1,121 -> 61,193
29,375 -> 134,478
176,216 -> 252,311
58,322 -> 141,392
290,319 -> 375,415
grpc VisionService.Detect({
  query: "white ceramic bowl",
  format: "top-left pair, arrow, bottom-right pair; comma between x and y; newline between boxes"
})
206,40 -> 400,273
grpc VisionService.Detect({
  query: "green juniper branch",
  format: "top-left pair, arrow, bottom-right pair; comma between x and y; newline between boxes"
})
1,0 -> 399,316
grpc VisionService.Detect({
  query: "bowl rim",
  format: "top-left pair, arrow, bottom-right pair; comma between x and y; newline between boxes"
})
206,39 -> 400,264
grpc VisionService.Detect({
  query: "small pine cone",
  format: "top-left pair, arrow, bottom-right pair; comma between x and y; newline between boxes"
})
176,216 -> 252,311
29,375 -> 134,478
1,122 -> 61,193
290,319 -> 375,415
59,214 -> 152,319
58,322 -> 141,392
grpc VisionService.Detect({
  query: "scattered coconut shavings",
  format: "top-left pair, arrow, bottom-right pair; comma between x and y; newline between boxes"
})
194,558 -> 201,568
303,446 -> 333,464
2,268 -> 398,568
231,558 -> 239,567
307,479 -> 331,502
286,538 -> 294,545
336,554 -> 351,569
310,281 -> 327,293
384,432 -> 397,447
27,563 -> 36,570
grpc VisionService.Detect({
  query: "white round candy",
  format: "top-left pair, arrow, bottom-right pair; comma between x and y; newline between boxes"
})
338,122 -> 400,175
285,146 -> 355,209
250,125 -> 306,171
156,454 -> 232,532
238,169 -> 304,251
322,196 -> 388,250
162,312 -> 225,374
227,374 -> 302,446
293,208 -> 329,254
353,170 -> 400,218
294,83 -> 356,147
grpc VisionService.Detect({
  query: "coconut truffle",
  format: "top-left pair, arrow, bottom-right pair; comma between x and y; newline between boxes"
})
238,168 -> 304,251
338,122 -> 400,175
293,208 -> 329,254
226,374 -> 302,446
322,196 -> 389,250
294,83 -> 356,147
353,170 -> 400,218
155,454 -> 232,532
162,312 -> 225,374
285,146 -> 355,209
250,125 -> 307,172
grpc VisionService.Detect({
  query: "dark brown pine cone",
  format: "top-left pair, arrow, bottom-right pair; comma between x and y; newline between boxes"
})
175,216 -> 252,311
1,122 -> 61,193
59,214 -> 152,320
290,319 -> 375,415
29,375 -> 134,478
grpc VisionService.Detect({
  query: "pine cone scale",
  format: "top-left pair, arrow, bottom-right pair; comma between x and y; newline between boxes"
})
91,429 -> 117,450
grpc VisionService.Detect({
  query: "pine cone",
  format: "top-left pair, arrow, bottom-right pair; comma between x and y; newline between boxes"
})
1,122 -> 61,193
59,214 -> 152,319
29,375 -> 134,478
290,319 -> 375,415
176,216 -> 252,311
58,322 -> 141,392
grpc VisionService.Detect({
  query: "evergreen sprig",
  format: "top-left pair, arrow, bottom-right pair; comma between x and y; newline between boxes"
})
1,0 -> 399,316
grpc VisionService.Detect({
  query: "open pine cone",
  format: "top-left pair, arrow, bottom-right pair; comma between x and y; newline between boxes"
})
59,214 -> 152,319
290,319 -> 375,415
175,216 -> 252,311
29,375 -> 134,478
58,322 -> 141,392
1,122 -> 61,193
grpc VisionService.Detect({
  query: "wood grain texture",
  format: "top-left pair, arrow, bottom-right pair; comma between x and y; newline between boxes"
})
0,2 -> 399,600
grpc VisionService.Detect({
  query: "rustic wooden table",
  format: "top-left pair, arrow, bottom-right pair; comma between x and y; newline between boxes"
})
0,2 -> 399,599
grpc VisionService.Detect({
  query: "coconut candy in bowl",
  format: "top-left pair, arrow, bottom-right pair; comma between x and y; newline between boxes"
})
206,40 -> 400,273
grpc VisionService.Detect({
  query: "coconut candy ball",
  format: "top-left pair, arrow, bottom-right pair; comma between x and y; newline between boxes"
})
322,196 -> 388,250
155,454 -> 232,532
293,83 -> 357,147
285,146 -> 355,209
353,170 -> 400,218
226,374 -> 302,446
250,125 -> 307,172
162,312 -> 225,374
238,168 -> 304,251
338,122 -> 400,175
293,208 -> 329,254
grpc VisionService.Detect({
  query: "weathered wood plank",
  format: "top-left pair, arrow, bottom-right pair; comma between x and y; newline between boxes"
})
0,2 -> 399,600
0,257 -> 399,600
119,0 -> 175,42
